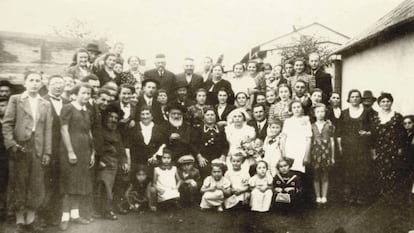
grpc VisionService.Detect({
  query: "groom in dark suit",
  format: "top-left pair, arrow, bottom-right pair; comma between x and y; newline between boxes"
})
247,103 -> 268,140
175,57 -> 203,99
143,54 -> 176,97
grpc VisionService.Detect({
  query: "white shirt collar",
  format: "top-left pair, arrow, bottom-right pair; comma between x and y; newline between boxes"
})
140,121 -> 154,129
143,95 -> 153,103
71,101 -> 87,111
21,91 -> 40,100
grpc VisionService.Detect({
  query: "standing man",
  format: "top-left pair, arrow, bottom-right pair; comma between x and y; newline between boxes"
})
2,71 -> 52,232
0,97 -> 8,220
41,75 -> 69,226
175,58 -> 204,99
247,104 -> 268,140
199,56 -> 213,84
136,79 -> 163,123
283,60 -> 295,82
143,54 -> 176,97
0,80 -> 13,101
86,43 -> 102,73
308,53 -> 333,104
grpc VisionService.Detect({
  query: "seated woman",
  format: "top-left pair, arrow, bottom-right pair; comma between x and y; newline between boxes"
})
273,158 -> 302,211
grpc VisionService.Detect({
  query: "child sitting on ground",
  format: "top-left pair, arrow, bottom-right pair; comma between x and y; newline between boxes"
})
273,158 -> 302,210
151,148 -> 181,211
125,165 -> 155,212
249,160 -> 273,212
200,160 -> 231,212
224,153 -> 250,209
177,155 -> 201,207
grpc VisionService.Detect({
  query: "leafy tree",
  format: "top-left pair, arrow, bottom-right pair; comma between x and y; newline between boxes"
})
279,35 -> 332,67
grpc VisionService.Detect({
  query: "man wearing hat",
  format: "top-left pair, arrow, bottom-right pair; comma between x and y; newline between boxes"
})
172,81 -> 195,109
136,79 -> 163,123
86,43 -> 102,64
161,102 -> 194,163
175,58 -> 204,99
0,80 -> 13,102
361,90 -> 378,118
143,54 -> 176,97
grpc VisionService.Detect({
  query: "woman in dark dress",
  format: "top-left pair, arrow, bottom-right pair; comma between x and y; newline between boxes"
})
96,53 -> 121,86
187,88 -> 211,128
371,93 -> 405,196
193,107 -> 229,178
337,89 -> 372,204
59,83 -> 95,230
214,88 -> 236,127
402,115 -> 414,196
204,64 -> 234,105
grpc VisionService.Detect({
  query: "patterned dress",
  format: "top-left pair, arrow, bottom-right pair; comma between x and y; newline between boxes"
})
371,112 -> 404,192
310,121 -> 334,171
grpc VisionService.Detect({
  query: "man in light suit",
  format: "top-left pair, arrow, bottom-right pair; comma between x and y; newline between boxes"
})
2,71 -> 52,232
143,54 -> 176,97
175,57 -> 204,100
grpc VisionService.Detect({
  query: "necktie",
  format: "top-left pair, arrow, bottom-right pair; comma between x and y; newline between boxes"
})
50,95 -> 61,101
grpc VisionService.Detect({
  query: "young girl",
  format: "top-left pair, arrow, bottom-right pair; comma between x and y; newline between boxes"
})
273,158 -> 302,209
263,119 -> 284,177
224,153 -> 250,209
311,104 -> 335,205
177,155 -> 201,207
200,160 -> 231,212
125,165 -> 154,212
152,148 -> 181,210
59,83 -> 95,231
249,160 -> 273,212
265,89 -> 277,107
268,84 -> 292,123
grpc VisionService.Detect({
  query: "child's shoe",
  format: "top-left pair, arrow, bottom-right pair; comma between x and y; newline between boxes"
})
321,197 -> 327,204
217,205 -> 223,212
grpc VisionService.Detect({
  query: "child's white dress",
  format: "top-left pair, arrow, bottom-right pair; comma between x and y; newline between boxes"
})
282,116 -> 312,173
200,176 -> 231,209
263,135 -> 283,177
154,166 -> 180,202
249,173 -> 273,212
224,169 -> 250,209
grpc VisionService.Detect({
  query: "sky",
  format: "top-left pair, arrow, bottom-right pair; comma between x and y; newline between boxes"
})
0,0 -> 404,72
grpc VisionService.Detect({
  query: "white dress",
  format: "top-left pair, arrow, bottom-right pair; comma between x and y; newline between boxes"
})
200,176 -> 231,209
224,169 -> 251,209
282,116 -> 312,173
225,123 -> 256,173
249,174 -> 273,212
154,166 -> 180,202
262,135 -> 283,177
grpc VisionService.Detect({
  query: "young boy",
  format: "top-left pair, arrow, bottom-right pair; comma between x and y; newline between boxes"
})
177,155 -> 201,207
2,71 -> 52,232
273,158 -> 302,211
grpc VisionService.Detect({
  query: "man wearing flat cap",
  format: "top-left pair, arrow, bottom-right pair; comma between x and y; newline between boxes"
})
161,102 -> 195,163
144,54 -> 176,98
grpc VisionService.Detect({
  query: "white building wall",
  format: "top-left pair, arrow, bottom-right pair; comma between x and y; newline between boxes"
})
341,32 -> 414,115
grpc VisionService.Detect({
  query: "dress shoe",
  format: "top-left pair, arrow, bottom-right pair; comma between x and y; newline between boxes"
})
70,217 -> 91,225
59,221 -> 69,231
104,211 -> 118,220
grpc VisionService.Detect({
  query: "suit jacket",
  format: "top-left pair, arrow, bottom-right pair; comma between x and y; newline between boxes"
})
214,104 -> 236,122
204,79 -> 234,105
128,123 -> 167,165
2,94 -> 52,157
143,68 -> 176,96
96,68 -> 121,86
311,68 -> 333,104
42,94 -> 69,159
175,73 -> 204,99
136,95 -> 163,124
247,119 -> 268,140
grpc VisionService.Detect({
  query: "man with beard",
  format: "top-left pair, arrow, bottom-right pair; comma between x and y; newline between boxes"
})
172,82 -> 195,109
40,75 -> 69,226
162,103 -> 194,163
95,105 -> 129,220
175,57 -> 203,99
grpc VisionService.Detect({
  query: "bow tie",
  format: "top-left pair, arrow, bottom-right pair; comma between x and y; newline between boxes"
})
50,95 -> 61,101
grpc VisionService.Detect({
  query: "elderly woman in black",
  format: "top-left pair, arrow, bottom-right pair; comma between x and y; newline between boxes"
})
371,93 -> 405,197
337,89 -> 373,204
193,107 -> 228,178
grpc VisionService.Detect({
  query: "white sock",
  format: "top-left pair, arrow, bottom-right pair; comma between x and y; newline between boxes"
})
70,209 -> 79,219
61,212 -> 70,222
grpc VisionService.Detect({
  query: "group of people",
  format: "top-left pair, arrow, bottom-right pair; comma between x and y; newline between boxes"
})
0,42 -> 413,233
